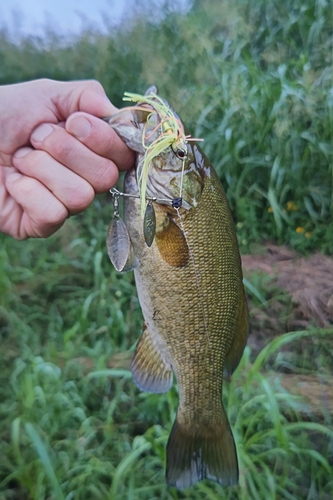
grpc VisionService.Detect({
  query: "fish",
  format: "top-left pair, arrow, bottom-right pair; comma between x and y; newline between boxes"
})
106,87 -> 249,489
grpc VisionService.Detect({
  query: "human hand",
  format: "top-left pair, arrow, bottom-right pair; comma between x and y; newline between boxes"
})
0,79 -> 135,239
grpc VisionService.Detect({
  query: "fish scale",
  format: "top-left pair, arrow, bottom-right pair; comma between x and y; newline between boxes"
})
106,90 -> 248,489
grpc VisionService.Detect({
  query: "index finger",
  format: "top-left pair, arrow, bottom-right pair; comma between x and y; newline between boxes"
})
66,112 -> 135,171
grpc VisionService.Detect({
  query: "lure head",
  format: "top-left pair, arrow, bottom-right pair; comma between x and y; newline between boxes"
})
107,88 -> 204,216
171,139 -> 188,160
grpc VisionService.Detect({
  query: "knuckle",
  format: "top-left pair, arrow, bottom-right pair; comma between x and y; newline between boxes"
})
51,137 -> 72,161
44,129 -> 76,164
20,181 -> 67,226
15,175 -> 38,195
27,149 -> 48,166
66,183 -> 95,211
42,204 -> 68,226
93,161 -> 118,193
36,78 -> 53,88
15,149 -> 49,174
85,79 -> 105,94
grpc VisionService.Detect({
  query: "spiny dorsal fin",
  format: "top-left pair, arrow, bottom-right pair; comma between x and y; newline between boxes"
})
145,85 -> 158,96
131,325 -> 173,393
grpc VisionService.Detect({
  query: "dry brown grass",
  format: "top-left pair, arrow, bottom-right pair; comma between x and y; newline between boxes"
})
243,244 -> 333,330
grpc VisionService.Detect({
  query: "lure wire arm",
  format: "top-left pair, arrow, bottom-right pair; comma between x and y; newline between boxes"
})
112,191 -> 120,218
110,188 -> 181,209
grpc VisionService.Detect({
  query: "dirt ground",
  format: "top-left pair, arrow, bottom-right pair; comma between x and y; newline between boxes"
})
242,244 -> 333,325
242,244 -> 333,419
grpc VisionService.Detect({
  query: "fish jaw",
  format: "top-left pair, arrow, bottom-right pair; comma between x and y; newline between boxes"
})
106,109 -> 145,155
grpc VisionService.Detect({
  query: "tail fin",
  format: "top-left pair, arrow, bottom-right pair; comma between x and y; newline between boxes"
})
166,409 -> 238,489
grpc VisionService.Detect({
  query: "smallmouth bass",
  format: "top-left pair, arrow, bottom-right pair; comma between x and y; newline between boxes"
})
106,88 -> 248,489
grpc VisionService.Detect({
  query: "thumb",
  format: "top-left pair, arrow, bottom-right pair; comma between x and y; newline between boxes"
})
49,79 -> 119,119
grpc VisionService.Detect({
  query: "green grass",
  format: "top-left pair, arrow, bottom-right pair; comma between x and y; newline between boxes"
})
0,0 -> 332,252
1,198 -> 333,499
0,0 -> 333,497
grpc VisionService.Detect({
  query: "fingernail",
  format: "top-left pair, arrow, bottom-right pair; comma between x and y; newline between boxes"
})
31,123 -> 53,142
14,147 -> 32,158
6,172 -> 22,183
68,116 -> 92,140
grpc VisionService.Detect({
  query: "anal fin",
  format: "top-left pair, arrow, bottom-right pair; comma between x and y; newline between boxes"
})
131,325 -> 173,393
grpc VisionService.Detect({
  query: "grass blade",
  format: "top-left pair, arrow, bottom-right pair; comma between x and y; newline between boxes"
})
25,423 -> 65,500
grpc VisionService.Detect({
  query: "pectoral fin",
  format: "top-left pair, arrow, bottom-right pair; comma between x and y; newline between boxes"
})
155,213 -> 189,267
131,325 -> 173,393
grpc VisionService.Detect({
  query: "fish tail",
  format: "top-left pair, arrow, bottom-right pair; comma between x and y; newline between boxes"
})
166,407 -> 238,489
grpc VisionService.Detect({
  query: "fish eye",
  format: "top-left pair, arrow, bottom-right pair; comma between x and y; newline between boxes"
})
176,148 -> 186,159
172,142 -> 187,159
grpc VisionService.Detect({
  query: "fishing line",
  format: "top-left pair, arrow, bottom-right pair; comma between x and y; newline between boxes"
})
179,158 -> 185,201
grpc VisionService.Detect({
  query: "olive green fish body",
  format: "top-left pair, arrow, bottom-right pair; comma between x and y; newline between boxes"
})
107,92 -> 248,489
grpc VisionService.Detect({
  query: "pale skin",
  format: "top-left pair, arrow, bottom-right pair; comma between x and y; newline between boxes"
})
0,79 -> 135,239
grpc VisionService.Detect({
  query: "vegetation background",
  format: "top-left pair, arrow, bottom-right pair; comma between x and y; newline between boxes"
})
0,0 -> 332,498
